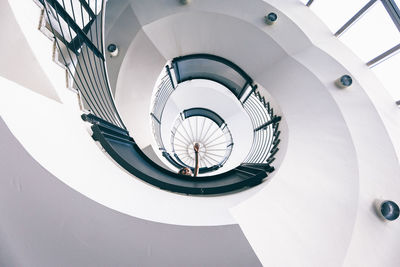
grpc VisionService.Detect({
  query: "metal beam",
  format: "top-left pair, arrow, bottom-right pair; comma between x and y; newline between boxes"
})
367,42 -> 400,67
335,0 -> 377,37
381,0 -> 400,32
306,0 -> 314,7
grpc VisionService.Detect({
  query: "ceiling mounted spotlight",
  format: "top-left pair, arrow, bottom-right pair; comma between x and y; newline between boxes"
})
335,74 -> 352,88
375,200 -> 399,221
107,43 -> 118,57
264,12 -> 277,25
179,0 -> 190,5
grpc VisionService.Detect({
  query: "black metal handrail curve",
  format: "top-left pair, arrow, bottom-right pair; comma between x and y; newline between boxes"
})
37,0 -> 125,128
172,54 -> 256,99
37,1 -> 277,194
82,113 -> 273,194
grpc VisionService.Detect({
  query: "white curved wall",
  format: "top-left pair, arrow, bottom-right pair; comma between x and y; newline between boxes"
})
2,0 -> 400,266
0,0 -> 61,102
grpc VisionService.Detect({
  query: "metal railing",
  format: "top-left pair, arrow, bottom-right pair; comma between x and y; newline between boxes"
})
242,90 -> 281,165
151,55 -> 281,171
150,65 -> 175,149
150,65 -> 237,173
169,108 -> 234,172
37,0 -> 125,128
169,54 -> 280,165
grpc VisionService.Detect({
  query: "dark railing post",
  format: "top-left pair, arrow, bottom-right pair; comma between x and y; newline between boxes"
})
166,65 -> 175,89
254,116 -> 282,132
242,85 -> 257,104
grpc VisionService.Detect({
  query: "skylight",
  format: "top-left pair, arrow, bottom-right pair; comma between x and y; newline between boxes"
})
309,0 -> 370,33
372,52 -> 400,100
339,1 -> 400,62
304,0 -> 400,102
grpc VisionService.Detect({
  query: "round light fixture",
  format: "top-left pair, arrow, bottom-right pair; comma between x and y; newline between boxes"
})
375,200 -> 399,221
264,12 -> 278,25
335,74 -> 353,88
107,43 -> 119,57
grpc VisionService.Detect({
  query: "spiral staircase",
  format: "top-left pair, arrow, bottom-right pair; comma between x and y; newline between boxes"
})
1,0 -> 400,266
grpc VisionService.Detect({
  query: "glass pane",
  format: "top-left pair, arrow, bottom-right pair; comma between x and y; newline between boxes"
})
310,0 -> 370,33
371,52 -> 400,101
339,1 -> 400,62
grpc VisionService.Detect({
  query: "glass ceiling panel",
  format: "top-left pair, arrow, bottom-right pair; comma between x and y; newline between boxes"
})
338,1 -> 400,62
309,0 -> 370,33
371,52 -> 400,101
302,0 -> 400,101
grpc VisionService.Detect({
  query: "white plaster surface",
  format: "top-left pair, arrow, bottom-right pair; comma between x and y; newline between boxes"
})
231,55 -> 360,267
1,0 -> 400,266
0,1 -> 60,101
4,0 -> 66,102
0,77 -> 267,227
115,29 -> 166,149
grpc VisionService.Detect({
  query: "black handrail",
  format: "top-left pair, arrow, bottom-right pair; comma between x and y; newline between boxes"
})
171,54 -> 256,98
38,0 -> 125,128
85,113 -> 270,194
